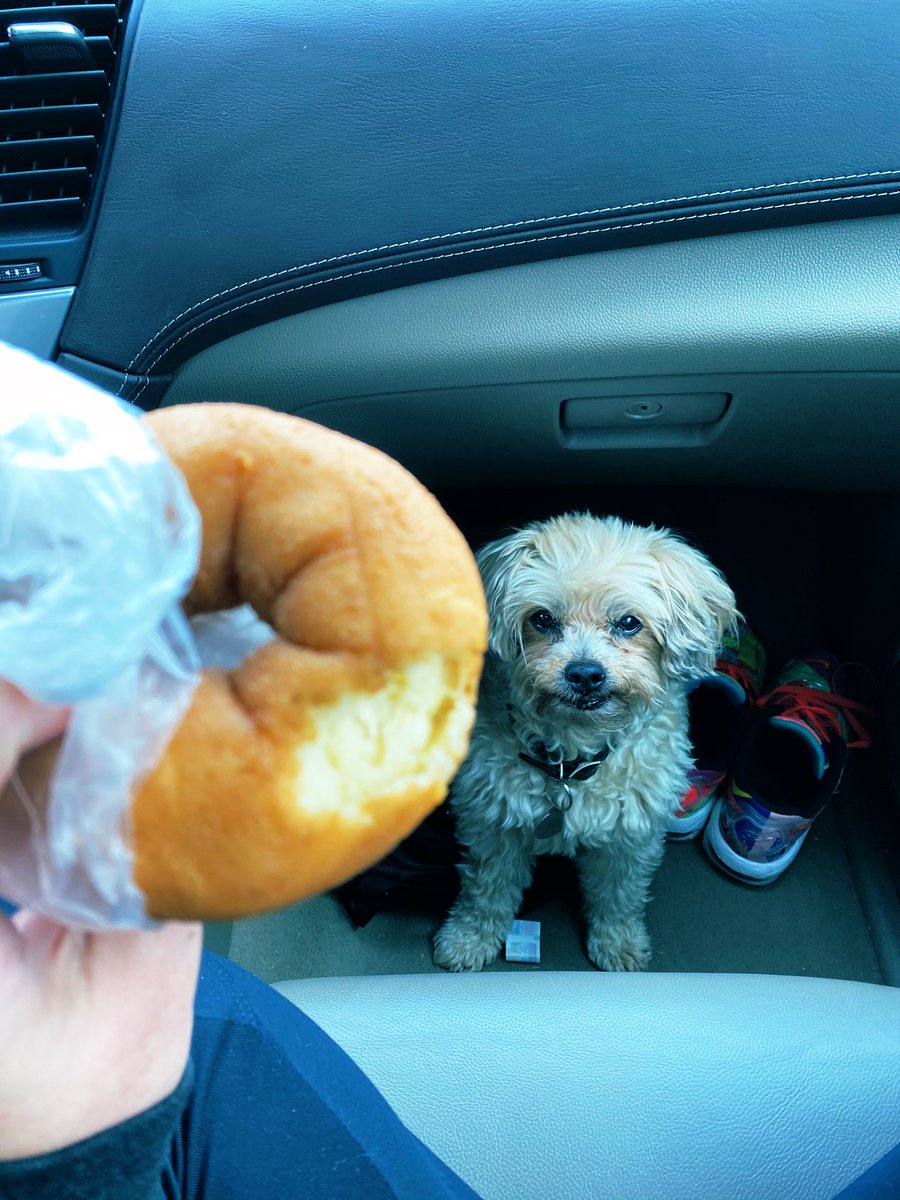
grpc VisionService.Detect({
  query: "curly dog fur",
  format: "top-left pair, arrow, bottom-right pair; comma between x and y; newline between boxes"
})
434,513 -> 737,972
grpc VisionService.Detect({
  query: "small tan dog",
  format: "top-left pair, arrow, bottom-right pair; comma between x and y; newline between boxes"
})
434,513 -> 737,972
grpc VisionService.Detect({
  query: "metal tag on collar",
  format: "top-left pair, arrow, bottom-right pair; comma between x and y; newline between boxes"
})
535,776 -> 573,839
535,807 -> 565,838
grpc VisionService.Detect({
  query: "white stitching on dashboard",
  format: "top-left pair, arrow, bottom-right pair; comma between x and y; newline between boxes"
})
125,183 -> 900,401
118,169 -> 900,385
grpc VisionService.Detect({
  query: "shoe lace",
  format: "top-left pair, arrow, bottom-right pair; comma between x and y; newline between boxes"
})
757,681 -> 874,750
718,656 -> 757,698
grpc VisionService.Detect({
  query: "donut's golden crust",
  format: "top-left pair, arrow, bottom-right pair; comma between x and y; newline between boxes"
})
133,404 -> 486,920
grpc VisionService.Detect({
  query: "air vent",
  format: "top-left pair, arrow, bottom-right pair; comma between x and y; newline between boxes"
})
0,2 -> 129,232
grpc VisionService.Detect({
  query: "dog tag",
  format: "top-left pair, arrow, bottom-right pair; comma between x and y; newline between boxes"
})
535,807 -> 564,838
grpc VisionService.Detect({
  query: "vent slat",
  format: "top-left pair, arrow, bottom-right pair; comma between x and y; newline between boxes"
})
0,6 -> 119,35
0,102 -> 101,135
0,165 -> 91,201
0,133 -> 96,166
0,38 -> 113,73
0,1 -> 122,7
0,69 -> 108,102
0,193 -> 83,227
0,2 -> 123,12
0,2 -> 127,234
0,1 -> 122,6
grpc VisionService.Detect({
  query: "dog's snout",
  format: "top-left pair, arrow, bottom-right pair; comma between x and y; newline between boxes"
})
563,660 -> 607,692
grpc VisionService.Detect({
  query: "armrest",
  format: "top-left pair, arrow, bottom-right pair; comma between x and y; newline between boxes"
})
276,971 -> 900,1200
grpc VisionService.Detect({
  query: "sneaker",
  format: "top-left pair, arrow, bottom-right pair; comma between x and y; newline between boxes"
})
703,653 -> 873,884
666,622 -> 766,840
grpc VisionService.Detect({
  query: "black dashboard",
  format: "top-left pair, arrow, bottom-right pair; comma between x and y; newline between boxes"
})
2,0 -> 900,419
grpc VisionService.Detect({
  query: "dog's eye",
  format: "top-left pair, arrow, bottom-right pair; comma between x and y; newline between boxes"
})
528,609 -> 558,634
614,614 -> 643,637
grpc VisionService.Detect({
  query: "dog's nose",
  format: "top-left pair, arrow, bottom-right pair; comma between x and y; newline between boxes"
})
564,660 -> 607,692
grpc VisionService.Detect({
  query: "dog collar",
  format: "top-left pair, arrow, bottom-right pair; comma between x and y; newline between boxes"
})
511,719 -> 610,838
517,745 -> 609,782
506,705 -> 610,783
519,745 -> 610,839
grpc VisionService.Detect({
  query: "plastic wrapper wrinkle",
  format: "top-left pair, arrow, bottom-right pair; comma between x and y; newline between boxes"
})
0,343 -> 202,928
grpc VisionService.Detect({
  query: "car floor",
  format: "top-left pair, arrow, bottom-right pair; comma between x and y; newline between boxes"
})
227,764 -> 887,985
226,485 -> 900,988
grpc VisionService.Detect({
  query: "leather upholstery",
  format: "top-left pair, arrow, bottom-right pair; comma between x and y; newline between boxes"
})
276,971 -> 900,1200
59,0 -> 900,398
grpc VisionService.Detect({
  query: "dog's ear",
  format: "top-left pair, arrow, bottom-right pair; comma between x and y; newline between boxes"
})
475,527 -> 539,662
648,532 -> 739,682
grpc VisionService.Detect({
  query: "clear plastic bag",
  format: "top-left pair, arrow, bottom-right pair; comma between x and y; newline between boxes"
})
0,343 -> 201,927
190,604 -> 276,670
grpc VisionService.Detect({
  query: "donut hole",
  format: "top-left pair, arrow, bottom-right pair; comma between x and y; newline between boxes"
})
190,604 -> 276,670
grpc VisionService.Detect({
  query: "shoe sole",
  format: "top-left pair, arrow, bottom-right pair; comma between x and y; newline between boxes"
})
666,798 -> 716,841
703,798 -> 809,885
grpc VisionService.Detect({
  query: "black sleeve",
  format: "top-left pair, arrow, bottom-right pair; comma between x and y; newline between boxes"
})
0,1061 -> 193,1200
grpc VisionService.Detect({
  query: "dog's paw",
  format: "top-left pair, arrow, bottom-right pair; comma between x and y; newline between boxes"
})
433,922 -> 501,972
586,920 -> 651,972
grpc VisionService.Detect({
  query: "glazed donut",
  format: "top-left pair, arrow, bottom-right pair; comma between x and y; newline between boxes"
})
129,403 -> 486,920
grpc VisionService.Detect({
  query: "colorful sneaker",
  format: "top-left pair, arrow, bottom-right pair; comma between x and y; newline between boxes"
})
666,622 -> 766,840
703,653 -> 873,884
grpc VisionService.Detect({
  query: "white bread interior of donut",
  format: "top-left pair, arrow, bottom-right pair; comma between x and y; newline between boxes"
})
133,403 -> 486,920
291,655 -> 472,818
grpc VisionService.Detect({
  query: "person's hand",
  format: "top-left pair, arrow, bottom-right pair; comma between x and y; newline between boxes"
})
0,681 -> 202,1160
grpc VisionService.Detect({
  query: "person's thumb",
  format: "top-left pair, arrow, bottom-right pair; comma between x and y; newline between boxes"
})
0,681 -> 69,788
